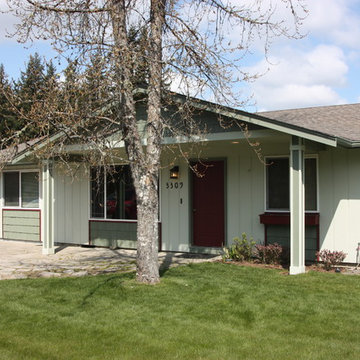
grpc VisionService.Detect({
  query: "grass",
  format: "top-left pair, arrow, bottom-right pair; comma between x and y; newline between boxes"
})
0,263 -> 359,359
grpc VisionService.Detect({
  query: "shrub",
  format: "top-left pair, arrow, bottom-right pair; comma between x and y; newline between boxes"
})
222,233 -> 255,262
255,243 -> 283,265
316,249 -> 347,271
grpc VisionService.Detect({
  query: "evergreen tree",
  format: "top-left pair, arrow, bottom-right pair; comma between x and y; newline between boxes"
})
83,52 -> 109,109
13,53 -> 59,139
15,52 -> 46,103
0,64 -> 17,136
44,60 -> 57,87
128,26 -> 149,87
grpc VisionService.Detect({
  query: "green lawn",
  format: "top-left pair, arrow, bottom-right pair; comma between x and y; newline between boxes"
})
0,263 -> 359,360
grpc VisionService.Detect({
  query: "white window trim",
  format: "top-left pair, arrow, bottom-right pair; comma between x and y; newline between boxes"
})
264,154 -> 319,213
2,169 -> 40,210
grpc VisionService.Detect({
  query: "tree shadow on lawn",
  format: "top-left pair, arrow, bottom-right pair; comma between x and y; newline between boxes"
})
79,273 -> 133,307
159,252 -> 218,277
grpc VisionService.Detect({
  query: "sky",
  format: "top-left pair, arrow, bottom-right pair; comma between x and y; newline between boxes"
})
0,0 -> 360,112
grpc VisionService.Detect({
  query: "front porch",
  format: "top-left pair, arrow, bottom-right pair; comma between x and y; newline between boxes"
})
0,134 -> 321,275
0,239 -> 219,280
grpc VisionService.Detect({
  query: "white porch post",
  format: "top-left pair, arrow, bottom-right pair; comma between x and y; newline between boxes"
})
42,160 -> 55,255
289,136 -> 305,275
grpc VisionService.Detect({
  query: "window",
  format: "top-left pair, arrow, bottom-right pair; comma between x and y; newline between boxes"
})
266,157 -> 317,211
3,171 -> 39,208
266,158 -> 289,210
304,158 -> 317,211
90,166 -> 137,220
4,172 -> 19,206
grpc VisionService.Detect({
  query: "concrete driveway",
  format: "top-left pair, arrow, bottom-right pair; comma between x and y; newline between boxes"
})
0,240 -> 220,280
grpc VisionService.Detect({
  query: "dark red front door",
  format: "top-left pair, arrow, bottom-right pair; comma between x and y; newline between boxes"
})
192,160 -> 225,247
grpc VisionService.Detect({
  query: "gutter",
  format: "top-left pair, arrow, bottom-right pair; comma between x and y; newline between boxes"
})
337,138 -> 360,148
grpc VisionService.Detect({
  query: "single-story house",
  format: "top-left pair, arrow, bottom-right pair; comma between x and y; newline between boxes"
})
1,98 -> 360,274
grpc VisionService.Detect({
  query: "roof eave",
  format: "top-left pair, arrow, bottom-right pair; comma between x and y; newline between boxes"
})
187,100 -> 338,147
10,132 -> 65,165
336,138 -> 360,148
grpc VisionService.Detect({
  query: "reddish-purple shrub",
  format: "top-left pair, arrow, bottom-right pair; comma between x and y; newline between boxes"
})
255,243 -> 283,265
316,249 -> 347,271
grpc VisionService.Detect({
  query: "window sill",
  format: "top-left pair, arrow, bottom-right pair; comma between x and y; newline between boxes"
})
3,207 -> 40,211
259,212 -> 319,226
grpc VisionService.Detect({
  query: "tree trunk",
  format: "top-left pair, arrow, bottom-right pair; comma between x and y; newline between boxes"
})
134,0 -> 166,284
134,170 -> 160,284
110,0 -> 165,283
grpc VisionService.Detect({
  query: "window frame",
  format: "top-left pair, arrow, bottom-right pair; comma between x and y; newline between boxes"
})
2,170 -> 40,209
89,165 -> 138,222
264,154 -> 319,213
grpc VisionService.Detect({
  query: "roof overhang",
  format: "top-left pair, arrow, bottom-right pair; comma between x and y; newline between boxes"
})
181,97 -> 338,147
9,132 -> 65,165
336,138 -> 360,148
6,92 -> 344,165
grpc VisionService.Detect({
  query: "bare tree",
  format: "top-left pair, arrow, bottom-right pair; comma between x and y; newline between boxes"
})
3,0 -> 307,284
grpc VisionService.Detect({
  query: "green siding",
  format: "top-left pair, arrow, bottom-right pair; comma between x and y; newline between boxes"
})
3,210 -> 40,242
90,221 -> 137,249
267,225 -> 318,262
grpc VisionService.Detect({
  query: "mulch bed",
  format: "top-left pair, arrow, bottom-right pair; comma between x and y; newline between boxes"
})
219,259 -> 360,275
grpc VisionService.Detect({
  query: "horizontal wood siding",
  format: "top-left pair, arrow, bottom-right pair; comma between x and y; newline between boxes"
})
3,209 -> 40,242
267,225 -> 317,262
90,221 -> 137,249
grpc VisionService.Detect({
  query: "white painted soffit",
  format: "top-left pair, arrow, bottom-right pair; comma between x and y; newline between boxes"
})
161,129 -> 278,144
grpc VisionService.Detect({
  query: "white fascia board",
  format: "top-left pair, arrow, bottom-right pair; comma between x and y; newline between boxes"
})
337,138 -> 360,148
62,144 -> 92,152
11,133 -> 65,164
58,129 -> 282,150
161,129 -> 277,144
58,139 -> 126,153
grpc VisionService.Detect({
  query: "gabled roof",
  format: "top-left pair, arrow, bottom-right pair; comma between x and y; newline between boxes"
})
1,133 -> 64,165
5,96 -> 358,166
0,137 -> 44,164
184,97 -> 337,147
258,103 -> 360,147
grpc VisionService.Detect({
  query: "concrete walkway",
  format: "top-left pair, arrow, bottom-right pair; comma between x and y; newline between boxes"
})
0,240 -> 221,280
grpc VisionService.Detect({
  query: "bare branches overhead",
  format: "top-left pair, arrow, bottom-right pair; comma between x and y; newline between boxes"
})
3,0 -> 307,283
6,0 -> 307,104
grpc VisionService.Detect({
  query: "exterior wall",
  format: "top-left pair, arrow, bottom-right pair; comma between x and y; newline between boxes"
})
160,157 -> 191,251
160,135 -> 292,252
2,209 -> 40,241
319,147 -> 360,263
4,133 -> 360,264
0,165 -> 42,242
43,143 -> 360,263
90,220 -> 137,248
266,225 -> 317,261
53,164 -> 89,245
0,172 -> 2,237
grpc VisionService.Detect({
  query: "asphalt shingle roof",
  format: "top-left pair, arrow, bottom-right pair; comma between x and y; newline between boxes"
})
0,137 -> 43,164
258,103 -> 360,143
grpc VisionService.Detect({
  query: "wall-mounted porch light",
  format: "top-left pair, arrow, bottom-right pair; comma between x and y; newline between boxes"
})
170,166 -> 179,179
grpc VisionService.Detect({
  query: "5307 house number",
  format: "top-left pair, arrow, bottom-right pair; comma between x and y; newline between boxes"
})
166,182 -> 183,189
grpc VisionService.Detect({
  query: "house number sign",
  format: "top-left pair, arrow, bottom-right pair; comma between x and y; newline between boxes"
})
166,182 -> 183,189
